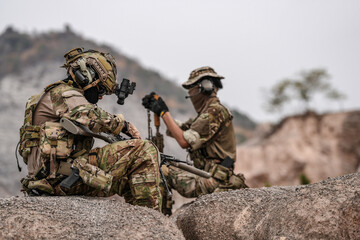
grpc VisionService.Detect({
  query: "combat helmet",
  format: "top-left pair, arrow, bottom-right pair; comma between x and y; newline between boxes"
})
182,66 -> 224,89
63,47 -> 117,95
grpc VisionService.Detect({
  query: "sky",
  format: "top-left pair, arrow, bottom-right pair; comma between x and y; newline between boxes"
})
0,0 -> 359,122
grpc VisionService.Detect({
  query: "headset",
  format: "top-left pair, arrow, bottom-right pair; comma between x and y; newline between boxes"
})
199,79 -> 214,95
185,78 -> 214,99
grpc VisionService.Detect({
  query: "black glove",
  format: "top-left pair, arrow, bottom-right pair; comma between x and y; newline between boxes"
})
142,92 -> 169,117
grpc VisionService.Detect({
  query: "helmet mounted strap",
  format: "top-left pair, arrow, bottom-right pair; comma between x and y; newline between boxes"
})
68,68 -> 83,91
83,79 -> 101,91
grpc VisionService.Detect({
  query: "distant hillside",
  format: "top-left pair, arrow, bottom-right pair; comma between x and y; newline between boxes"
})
0,25 -> 256,196
235,110 -> 360,187
0,25 -> 189,112
0,25 -> 255,125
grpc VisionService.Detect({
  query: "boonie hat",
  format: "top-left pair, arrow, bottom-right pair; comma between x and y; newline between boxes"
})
182,66 -> 224,89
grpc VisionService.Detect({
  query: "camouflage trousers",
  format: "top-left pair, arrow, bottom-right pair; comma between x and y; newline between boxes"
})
57,139 -> 163,211
166,161 -> 247,198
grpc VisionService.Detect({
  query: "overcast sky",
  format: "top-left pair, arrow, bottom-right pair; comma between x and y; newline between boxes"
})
1,0 -> 359,122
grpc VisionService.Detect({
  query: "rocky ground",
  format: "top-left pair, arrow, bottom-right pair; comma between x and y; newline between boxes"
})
0,196 -> 184,240
1,173 -> 359,239
175,172 -> 360,240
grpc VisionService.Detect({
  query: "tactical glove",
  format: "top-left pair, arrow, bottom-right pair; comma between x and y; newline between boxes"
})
142,92 -> 169,117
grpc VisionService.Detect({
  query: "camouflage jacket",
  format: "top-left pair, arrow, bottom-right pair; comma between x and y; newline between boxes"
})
20,81 -> 125,178
181,97 -> 236,169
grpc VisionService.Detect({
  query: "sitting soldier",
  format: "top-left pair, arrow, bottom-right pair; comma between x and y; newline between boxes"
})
18,48 -> 162,211
142,66 -> 248,212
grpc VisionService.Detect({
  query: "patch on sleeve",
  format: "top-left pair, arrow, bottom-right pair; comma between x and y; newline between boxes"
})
62,90 -> 89,110
183,129 -> 202,150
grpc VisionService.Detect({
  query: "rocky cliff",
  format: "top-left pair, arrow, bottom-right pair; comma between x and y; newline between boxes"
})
235,111 -> 360,187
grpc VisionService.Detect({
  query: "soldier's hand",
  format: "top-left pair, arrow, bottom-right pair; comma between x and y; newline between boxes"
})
127,122 -> 141,139
142,92 -> 155,109
122,121 -> 141,139
142,92 -> 169,117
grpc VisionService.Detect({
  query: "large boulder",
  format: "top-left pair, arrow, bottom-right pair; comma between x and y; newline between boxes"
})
0,196 -> 184,239
236,111 -> 360,187
175,173 -> 360,239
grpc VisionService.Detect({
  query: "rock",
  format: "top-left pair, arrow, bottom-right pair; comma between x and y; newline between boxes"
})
0,196 -> 184,240
236,111 -> 360,187
175,172 -> 360,240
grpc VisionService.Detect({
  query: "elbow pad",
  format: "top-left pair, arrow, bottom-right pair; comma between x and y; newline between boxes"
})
183,129 -> 202,150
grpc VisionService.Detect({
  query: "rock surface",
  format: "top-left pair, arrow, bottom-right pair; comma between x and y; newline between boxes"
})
0,196 -> 184,240
175,172 -> 360,240
235,111 -> 360,187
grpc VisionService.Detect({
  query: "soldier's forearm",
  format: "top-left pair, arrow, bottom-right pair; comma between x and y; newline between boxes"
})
162,112 -> 190,148
66,105 -> 125,135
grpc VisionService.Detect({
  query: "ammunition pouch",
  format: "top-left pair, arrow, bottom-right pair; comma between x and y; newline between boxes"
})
39,122 -> 74,159
189,148 -> 207,170
39,122 -> 74,178
72,156 -> 113,193
208,163 -> 231,182
205,161 -> 249,191
228,173 -> 248,189
19,125 -> 40,164
21,177 -> 55,195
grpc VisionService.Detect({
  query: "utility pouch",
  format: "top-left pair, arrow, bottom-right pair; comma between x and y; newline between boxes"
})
21,178 -> 55,195
19,125 -> 40,164
229,173 -> 248,189
39,122 -> 74,159
189,149 -> 206,170
209,163 -> 230,182
18,92 -> 43,164
73,157 -> 113,193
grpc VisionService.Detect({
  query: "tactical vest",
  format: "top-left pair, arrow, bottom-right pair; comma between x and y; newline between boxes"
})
19,81 -> 114,195
18,81 -> 64,164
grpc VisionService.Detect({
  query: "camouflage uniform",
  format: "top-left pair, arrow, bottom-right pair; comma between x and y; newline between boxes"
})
161,67 -> 247,199
166,96 -> 247,198
20,82 -> 162,211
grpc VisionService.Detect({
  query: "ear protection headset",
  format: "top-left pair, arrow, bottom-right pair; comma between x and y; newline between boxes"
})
199,79 -> 214,95
185,78 -> 214,99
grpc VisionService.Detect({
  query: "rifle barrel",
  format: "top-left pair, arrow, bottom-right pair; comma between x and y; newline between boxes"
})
167,161 -> 211,179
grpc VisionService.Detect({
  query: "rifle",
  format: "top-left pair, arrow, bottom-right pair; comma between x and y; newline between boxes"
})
60,118 -> 210,193
145,94 -> 211,196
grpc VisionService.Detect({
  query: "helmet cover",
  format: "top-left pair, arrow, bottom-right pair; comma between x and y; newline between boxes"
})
64,47 -> 118,94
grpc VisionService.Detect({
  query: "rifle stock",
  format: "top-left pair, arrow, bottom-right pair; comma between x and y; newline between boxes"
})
60,118 -> 113,143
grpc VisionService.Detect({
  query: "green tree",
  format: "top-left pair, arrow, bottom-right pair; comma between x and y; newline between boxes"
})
264,69 -> 346,114
264,79 -> 292,112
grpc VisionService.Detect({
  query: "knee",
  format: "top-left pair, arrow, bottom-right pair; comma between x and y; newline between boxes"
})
140,140 -> 160,160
